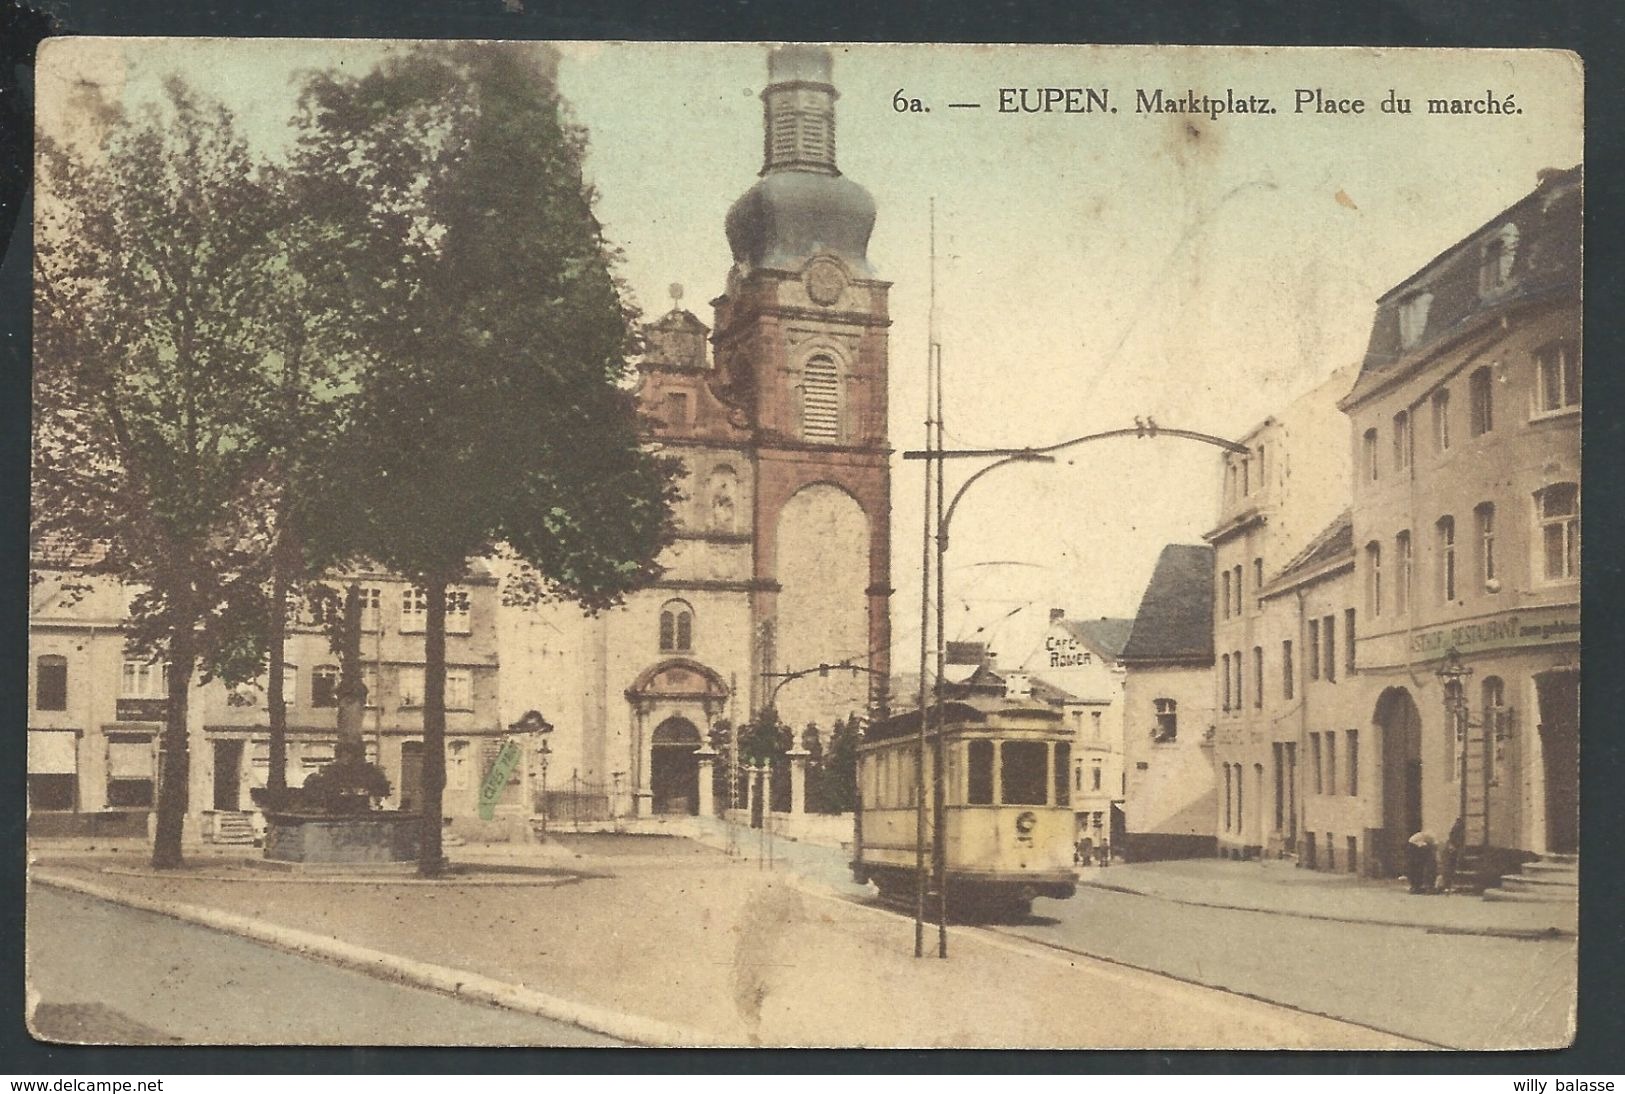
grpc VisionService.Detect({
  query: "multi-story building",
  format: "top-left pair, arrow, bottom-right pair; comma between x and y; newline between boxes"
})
1206,370 -> 1353,859
27,562 -> 179,839
197,566 -> 506,839
1255,511 -> 1365,871
1119,543 -> 1217,860
1018,610 -> 1133,852
500,44 -> 892,821
1340,165 -> 1580,879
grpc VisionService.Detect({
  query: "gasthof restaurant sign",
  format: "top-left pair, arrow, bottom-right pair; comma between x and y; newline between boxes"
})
1047,633 -> 1094,669
1409,607 -> 1580,661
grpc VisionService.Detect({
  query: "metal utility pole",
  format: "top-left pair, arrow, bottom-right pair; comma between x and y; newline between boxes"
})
913,200 -> 938,959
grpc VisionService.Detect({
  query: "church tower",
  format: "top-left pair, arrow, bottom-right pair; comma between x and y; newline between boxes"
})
714,45 -> 892,730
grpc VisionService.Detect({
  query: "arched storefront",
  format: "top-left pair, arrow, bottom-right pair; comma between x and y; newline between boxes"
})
1374,686 -> 1423,877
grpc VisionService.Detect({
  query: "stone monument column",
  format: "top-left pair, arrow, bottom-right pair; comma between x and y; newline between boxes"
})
787,747 -> 811,815
695,746 -> 717,816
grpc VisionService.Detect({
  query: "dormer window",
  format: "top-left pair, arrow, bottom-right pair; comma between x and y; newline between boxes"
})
1479,224 -> 1519,294
1398,292 -> 1433,350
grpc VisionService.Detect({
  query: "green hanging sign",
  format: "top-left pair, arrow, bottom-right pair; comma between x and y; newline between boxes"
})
478,738 -> 522,821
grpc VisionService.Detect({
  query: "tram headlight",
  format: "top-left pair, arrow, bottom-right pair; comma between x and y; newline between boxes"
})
1015,811 -> 1038,835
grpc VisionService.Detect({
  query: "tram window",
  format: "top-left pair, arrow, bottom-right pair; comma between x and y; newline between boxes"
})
1002,740 -> 1049,806
967,740 -> 995,805
1054,742 -> 1071,807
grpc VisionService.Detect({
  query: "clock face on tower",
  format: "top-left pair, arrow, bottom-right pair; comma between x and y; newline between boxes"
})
804,257 -> 847,307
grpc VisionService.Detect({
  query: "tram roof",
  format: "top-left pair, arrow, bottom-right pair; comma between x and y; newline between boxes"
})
866,695 -> 1065,743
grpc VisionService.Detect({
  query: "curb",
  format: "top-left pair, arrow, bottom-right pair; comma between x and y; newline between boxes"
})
1077,878 -> 1577,938
32,870 -> 727,1047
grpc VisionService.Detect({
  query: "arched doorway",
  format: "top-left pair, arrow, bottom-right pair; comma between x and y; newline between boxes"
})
1535,670 -> 1578,854
1375,687 -> 1423,877
651,717 -> 701,815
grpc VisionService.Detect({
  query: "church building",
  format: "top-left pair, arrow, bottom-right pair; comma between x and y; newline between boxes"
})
499,45 -> 893,821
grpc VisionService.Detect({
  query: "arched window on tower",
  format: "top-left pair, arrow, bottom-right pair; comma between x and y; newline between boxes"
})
800,354 -> 841,443
659,600 -> 694,653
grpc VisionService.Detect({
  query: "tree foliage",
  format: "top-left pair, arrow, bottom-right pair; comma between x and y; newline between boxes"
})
33,80 -> 292,867
290,43 -> 681,872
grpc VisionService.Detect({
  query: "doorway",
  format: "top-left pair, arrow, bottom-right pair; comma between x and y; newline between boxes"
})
1376,687 -> 1423,877
399,741 -> 424,813
650,717 -> 701,815
1536,670 -> 1578,854
212,739 -> 243,811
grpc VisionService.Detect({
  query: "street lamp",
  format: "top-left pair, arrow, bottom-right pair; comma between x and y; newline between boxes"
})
509,710 -> 553,833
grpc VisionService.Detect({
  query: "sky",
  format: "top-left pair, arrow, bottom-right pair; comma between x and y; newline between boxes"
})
35,39 -> 1584,672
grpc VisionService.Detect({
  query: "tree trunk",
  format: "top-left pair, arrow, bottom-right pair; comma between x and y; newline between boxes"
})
266,565 -> 288,795
152,630 -> 195,869
417,575 -> 449,877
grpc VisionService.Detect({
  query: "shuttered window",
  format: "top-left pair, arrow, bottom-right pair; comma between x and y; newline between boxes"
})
801,355 -> 840,442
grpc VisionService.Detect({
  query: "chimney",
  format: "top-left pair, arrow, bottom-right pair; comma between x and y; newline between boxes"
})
1049,607 -> 1065,624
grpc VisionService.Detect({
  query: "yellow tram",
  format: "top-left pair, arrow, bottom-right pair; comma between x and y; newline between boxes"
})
851,696 -> 1077,917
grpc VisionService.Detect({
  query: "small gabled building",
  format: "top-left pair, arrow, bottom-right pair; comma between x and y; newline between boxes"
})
1119,544 -> 1217,860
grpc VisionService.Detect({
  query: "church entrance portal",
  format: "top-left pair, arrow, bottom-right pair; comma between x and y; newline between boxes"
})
1375,687 -> 1424,877
651,717 -> 701,816
1536,670 -> 1578,854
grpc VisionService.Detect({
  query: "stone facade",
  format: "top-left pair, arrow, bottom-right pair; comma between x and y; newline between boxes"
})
1339,166 -> 1580,874
1206,370 -> 1355,859
499,44 -> 891,822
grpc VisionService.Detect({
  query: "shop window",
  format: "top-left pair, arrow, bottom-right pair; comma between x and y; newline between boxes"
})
312,665 -> 340,708
1001,740 -> 1049,806
106,734 -> 155,808
1469,366 -> 1494,437
1152,698 -> 1178,742
659,600 -> 694,652
35,655 -> 67,711
28,730 -> 78,810
1536,483 -> 1579,582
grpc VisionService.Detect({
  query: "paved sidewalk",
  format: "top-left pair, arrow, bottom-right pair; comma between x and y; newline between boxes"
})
1075,858 -> 1577,935
29,840 -> 1420,1049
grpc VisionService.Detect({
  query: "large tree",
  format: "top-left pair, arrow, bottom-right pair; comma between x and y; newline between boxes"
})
33,80 -> 287,867
293,43 -> 680,874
